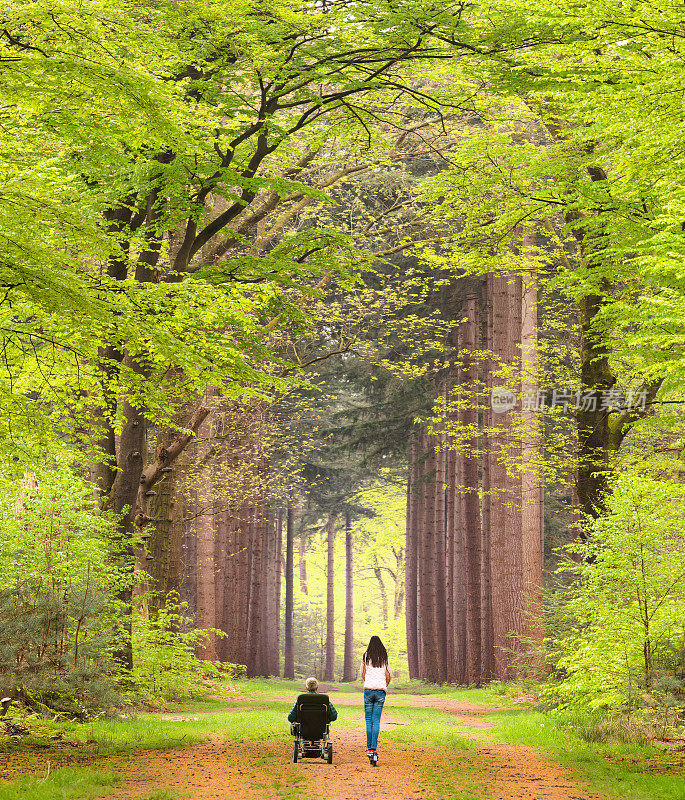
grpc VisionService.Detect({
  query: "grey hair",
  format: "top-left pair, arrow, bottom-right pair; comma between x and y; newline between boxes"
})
305,676 -> 318,691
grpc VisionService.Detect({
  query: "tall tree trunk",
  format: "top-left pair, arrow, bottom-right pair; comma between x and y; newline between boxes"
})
480,279 -> 494,682
488,273 -> 525,679
283,502 -> 295,680
415,428 -> 427,680
194,407 -> 218,661
405,432 -> 420,679
454,435 -> 469,686
433,433 -> 448,684
342,510 -> 355,681
109,395 -> 148,670
445,385 -> 457,683
246,509 -> 267,676
147,427 -> 177,611
462,296 -> 483,684
520,233 -> 545,658
298,525 -> 309,595
373,560 -> 389,627
272,510 -> 283,676
393,550 -> 405,619
420,437 -> 446,683
324,513 -> 336,682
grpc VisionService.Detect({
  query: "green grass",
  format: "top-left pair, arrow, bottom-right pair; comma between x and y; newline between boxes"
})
0,767 -> 120,800
389,678 -> 507,701
77,701 -> 294,753
422,763 -> 492,800
165,696 -> 243,713
390,685 -> 506,707
388,694 -> 685,800
70,691 -> 359,754
386,705 -> 492,798
489,709 -> 685,800
386,705 -> 473,750
250,762 -> 311,800
139,791 -> 178,800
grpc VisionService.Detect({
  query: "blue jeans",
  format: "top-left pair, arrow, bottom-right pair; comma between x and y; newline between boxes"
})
363,688 -> 386,750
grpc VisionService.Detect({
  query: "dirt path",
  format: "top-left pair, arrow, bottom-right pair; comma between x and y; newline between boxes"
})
80,699 -> 607,800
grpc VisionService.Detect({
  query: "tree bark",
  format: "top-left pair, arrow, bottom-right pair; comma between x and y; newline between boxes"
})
283,502 -> 295,679
433,433 -> 448,684
272,510 -> 283,676
342,510 -> 355,681
520,233 -> 545,657
194,405 -> 218,661
462,296 -> 482,684
480,279 -> 494,682
373,560 -> 389,628
405,432 -> 420,679
324,513 -> 336,682
487,273 -> 525,679
298,525 -> 309,595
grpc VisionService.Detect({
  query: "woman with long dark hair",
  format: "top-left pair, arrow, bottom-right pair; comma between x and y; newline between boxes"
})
361,635 -> 391,764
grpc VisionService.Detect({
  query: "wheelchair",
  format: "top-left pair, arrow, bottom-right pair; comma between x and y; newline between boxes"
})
290,692 -> 333,764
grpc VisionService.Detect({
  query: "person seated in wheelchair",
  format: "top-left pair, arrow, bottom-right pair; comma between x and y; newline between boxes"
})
288,677 -> 337,763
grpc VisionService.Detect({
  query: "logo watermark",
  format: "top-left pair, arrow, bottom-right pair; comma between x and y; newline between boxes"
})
490,387 -> 648,414
490,387 -> 516,413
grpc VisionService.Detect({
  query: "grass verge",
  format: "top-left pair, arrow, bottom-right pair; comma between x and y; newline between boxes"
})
490,709 -> 685,800
0,767 -> 121,800
78,701 -> 296,753
387,705 -> 493,799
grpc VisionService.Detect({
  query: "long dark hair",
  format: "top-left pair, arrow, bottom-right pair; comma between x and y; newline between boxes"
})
363,636 -> 388,668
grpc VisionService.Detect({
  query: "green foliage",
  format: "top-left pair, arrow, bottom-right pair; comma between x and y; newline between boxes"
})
131,594 -> 241,699
0,463 -> 126,715
544,474 -> 685,717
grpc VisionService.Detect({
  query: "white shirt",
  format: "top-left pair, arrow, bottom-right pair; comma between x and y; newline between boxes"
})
361,659 -> 391,691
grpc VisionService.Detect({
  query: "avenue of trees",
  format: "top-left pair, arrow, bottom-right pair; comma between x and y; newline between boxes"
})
2,0 -> 685,727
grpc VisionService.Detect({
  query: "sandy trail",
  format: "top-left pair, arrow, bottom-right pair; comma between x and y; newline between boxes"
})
78,699 -> 607,800
0,695 -> 610,800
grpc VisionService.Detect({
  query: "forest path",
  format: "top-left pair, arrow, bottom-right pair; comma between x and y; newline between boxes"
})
88,691 -> 608,800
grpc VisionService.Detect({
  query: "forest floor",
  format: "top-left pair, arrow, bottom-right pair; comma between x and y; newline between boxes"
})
2,682 -> 685,800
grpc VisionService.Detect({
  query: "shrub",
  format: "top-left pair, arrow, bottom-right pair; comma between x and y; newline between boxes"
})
544,474 -> 685,719
0,465 -> 126,717
131,593 -> 240,699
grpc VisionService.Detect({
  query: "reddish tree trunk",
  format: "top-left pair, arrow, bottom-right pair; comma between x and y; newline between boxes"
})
521,233 -> 545,661
405,433 -> 420,680
433,434 -> 448,684
283,503 -> 295,680
246,513 -> 264,676
488,273 -> 526,679
324,513 -> 336,682
342,510 -> 355,681
480,280 -> 494,682
195,409 -> 218,661
273,510 -> 283,676
462,297 -> 483,684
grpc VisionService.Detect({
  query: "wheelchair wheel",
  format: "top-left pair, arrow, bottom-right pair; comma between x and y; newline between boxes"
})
292,742 -> 299,763
327,743 -> 333,764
